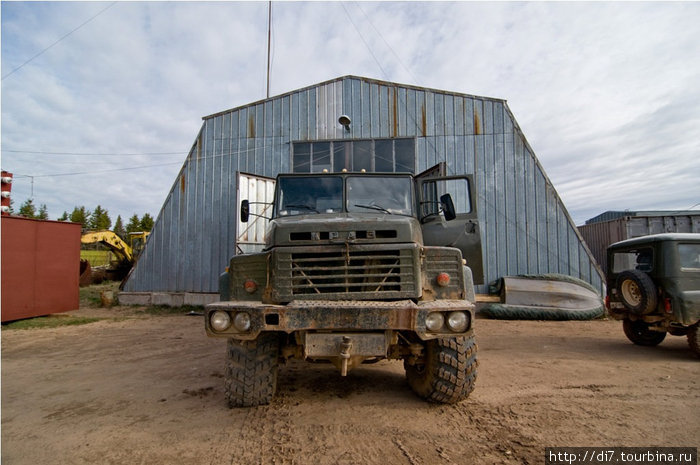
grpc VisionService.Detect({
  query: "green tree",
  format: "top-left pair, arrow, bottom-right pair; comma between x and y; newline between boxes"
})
113,215 -> 126,239
69,206 -> 90,229
126,214 -> 141,233
18,198 -> 37,218
89,205 -> 111,230
140,213 -> 154,232
37,204 -> 49,220
57,211 -> 69,221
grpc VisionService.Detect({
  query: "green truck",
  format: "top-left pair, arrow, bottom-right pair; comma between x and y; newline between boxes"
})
606,233 -> 700,356
205,166 -> 484,407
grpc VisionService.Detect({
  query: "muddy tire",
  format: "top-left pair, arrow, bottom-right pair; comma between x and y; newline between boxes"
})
616,270 -> 657,314
622,319 -> 666,346
224,333 -> 279,408
687,324 -> 700,358
405,335 -> 477,404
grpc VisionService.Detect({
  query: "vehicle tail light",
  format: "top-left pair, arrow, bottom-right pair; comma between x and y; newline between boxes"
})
664,298 -> 672,313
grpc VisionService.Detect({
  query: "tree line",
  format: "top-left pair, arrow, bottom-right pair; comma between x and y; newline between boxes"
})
13,198 -> 154,237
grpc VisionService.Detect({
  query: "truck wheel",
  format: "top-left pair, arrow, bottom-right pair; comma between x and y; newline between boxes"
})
224,333 -> 279,408
687,324 -> 700,358
616,270 -> 657,314
622,319 -> 666,346
405,335 -> 477,404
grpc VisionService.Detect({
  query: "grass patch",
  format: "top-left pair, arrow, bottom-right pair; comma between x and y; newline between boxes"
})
2,315 -> 102,331
80,282 -> 121,308
143,305 -> 203,315
80,250 -> 113,267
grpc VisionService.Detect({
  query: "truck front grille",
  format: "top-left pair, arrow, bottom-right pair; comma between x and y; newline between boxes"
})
274,245 -> 419,300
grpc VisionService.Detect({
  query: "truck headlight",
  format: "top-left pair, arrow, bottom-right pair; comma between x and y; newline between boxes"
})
233,312 -> 252,332
446,311 -> 469,332
210,311 -> 232,331
425,312 -> 445,331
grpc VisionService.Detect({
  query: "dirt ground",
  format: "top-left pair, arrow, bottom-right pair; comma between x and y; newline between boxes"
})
2,306 -> 698,465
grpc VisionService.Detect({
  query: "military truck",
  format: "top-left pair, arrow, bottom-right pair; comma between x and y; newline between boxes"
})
205,165 -> 484,406
606,233 -> 700,357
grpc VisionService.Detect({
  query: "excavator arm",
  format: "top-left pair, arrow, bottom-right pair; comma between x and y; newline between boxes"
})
81,231 -> 134,264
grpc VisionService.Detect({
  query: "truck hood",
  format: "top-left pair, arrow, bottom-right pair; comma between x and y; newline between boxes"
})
265,213 -> 423,248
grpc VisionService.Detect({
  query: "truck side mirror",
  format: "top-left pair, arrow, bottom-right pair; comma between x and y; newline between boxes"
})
240,200 -> 250,223
440,194 -> 456,221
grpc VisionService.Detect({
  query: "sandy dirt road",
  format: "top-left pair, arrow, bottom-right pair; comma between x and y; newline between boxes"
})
2,308 -> 698,465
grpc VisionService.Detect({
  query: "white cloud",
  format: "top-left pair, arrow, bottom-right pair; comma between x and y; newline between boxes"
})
2,1 -> 699,225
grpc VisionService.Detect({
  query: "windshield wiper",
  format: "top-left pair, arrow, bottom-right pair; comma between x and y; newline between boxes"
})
284,204 -> 319,213
354,204 -> 392,214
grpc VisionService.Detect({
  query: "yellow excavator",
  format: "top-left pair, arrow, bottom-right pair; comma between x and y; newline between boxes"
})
80,231 -> 149,285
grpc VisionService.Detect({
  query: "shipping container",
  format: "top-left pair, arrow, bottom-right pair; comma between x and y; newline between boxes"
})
578,211 -> 700,274
1,216 -> 81,322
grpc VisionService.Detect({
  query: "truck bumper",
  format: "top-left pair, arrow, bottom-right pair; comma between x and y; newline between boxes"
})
205,299 -> 474,341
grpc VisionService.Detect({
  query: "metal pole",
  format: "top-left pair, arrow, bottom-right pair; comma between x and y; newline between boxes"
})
266,1 -> 272,99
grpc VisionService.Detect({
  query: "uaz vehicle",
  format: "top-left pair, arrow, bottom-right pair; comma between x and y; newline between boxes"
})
606,233 -> 700,357
205,166 -> 484,406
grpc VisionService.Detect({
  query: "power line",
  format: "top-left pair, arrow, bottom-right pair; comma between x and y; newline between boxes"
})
4,149 -> 185,156
14,161 -> 183,178
2,2 -> 117,81
339,2 -> 389,80
353,2 -> 418,83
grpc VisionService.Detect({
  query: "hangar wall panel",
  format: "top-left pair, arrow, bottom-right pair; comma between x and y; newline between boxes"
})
124,76 -> 603,295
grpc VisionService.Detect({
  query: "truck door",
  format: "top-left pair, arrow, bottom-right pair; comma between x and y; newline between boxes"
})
236,172 -> 275,255
416,164 -> 484,284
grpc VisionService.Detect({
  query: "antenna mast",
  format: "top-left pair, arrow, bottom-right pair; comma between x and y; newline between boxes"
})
266,1 -> 272,98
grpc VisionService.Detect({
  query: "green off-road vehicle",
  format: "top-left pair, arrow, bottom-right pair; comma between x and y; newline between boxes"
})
606,233 -> 700,357
205,166 -> 484,406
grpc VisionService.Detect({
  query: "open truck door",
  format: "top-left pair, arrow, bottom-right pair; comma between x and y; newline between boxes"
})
416,164 -> 484,284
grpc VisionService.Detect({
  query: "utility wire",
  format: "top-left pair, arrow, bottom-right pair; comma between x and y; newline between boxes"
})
4,149 -> 185,156
14,161 -> 183,178
353,2 -> 418,83
2,2 -> 117,81
339,2 -> 389,80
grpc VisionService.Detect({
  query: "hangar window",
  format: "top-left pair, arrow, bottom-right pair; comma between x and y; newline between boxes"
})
292,138 -> 415,174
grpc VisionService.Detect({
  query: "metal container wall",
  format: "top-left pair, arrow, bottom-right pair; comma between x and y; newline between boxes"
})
1,216 -> 81,322
124,76 -> 604,294
579,214 -> 700,274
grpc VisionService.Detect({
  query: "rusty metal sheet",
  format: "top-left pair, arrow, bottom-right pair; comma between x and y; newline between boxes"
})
303,332 -> 388,358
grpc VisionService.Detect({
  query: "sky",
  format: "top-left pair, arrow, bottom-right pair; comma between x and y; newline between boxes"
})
2,1 -> 699,226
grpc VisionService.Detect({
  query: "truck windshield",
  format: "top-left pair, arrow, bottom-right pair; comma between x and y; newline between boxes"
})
347,176 -> 413,216
277,176 -> 343,217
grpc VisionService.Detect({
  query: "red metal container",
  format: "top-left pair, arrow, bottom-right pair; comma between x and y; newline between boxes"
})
1,216 -> 81,322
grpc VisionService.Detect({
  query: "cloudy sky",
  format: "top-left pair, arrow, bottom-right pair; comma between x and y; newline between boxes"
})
2,1 -> 699,226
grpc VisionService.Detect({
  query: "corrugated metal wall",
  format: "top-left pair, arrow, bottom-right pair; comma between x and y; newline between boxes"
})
579,214 -> 700,274
124,75 -> 604,294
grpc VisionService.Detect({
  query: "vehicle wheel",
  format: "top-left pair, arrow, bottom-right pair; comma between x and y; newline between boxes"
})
405,335 -> 477,404
687,324 -> 700,358
224,333 -> 279,408
616,270 -> 657,314
622,319 -> 666,346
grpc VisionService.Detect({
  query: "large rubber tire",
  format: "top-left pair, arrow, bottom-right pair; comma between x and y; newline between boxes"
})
622,319 -> 666,346
405,335 -> 477,404
224,333 -> 279,408
616,270 -> 657,314
687,324 -> 700,358
480,303 -> 605,321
